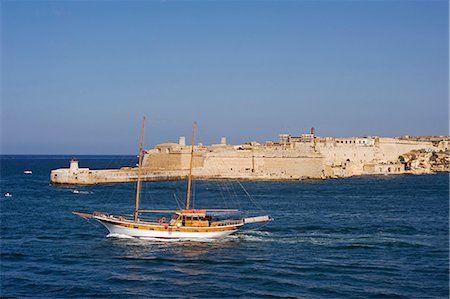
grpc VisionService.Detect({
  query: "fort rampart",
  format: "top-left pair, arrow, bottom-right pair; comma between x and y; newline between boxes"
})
50,133 -> 449,185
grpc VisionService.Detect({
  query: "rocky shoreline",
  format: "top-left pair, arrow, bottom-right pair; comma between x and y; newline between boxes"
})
401,149 -> 449,174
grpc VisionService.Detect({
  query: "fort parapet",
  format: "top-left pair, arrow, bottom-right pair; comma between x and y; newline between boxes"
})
50,132 -> 449,185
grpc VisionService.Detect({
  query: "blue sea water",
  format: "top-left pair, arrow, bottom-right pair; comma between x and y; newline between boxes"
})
0,155 -> 448,298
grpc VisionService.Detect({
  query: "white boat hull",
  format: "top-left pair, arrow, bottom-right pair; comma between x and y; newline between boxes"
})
96,217 -> 240,240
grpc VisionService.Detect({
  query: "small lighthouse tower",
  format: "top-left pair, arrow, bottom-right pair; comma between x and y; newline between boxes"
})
70,159 -> 79,174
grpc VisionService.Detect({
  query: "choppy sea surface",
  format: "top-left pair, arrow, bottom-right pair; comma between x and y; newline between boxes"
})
0,155 -> 448,298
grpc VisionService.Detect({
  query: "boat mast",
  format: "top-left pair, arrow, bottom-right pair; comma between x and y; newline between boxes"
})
185,121 -> 197,210
134,116 -> 146,222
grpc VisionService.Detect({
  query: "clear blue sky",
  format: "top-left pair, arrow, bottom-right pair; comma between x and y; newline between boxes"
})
1,0 -> 448,154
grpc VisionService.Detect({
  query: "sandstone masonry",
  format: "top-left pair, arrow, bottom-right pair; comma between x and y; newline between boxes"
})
50,132 -> 449,185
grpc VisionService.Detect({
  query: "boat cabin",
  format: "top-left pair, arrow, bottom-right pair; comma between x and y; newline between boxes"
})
170,210 -> 211,227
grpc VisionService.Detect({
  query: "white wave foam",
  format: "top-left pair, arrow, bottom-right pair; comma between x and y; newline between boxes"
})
231,233 -> 273,242
107,233 -> 134,239
107,234 -> 223,243
139,237 -> 182,242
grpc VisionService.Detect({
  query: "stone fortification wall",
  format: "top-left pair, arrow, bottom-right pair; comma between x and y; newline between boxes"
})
373,138 -> 434,162
143,143 -> 325,179
142,144 -> 205,171
50,135 -> 447,185
201,146 -> 324,179
316,139 -> 376,165
316,137 -> 434,163
314,137 -> 436,177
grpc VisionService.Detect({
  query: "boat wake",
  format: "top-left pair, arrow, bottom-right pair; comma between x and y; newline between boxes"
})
231,230 -> 273,242
106,233 -> 227,243
107,233 -> 134,239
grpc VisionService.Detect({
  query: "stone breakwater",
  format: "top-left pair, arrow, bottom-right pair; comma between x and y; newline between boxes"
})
50,134 -> 449,185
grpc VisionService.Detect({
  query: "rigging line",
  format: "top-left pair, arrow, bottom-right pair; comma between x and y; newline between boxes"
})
97,159 -> 111,199
167,181 -> 183,204
167,180 -> 182,208
204,158 -> 237,212
215,158 -> 239,210
228,180 -> 242,213
104,155 -> 133,204
80,216 -> 101,228
146,182 -> 154,204
173,193 -> 182,210
213,177 -> 227,209
243,219 -> 271,233
193,179 -> 196,209
123,150 -> 140,213
211,158 -> 227,207
236,180 -> 264,212
194,179 -> 197,208
209,181 -> 225,210
190,179 -> 195,209
142,181 -> 155,210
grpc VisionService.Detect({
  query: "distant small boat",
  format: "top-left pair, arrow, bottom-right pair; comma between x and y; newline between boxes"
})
4,192 -> 12,198
73,190 -> 92,194
24,170 -> 33,175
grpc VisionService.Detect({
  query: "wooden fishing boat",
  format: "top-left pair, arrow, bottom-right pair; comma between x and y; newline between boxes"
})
73,118 -> 272,240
